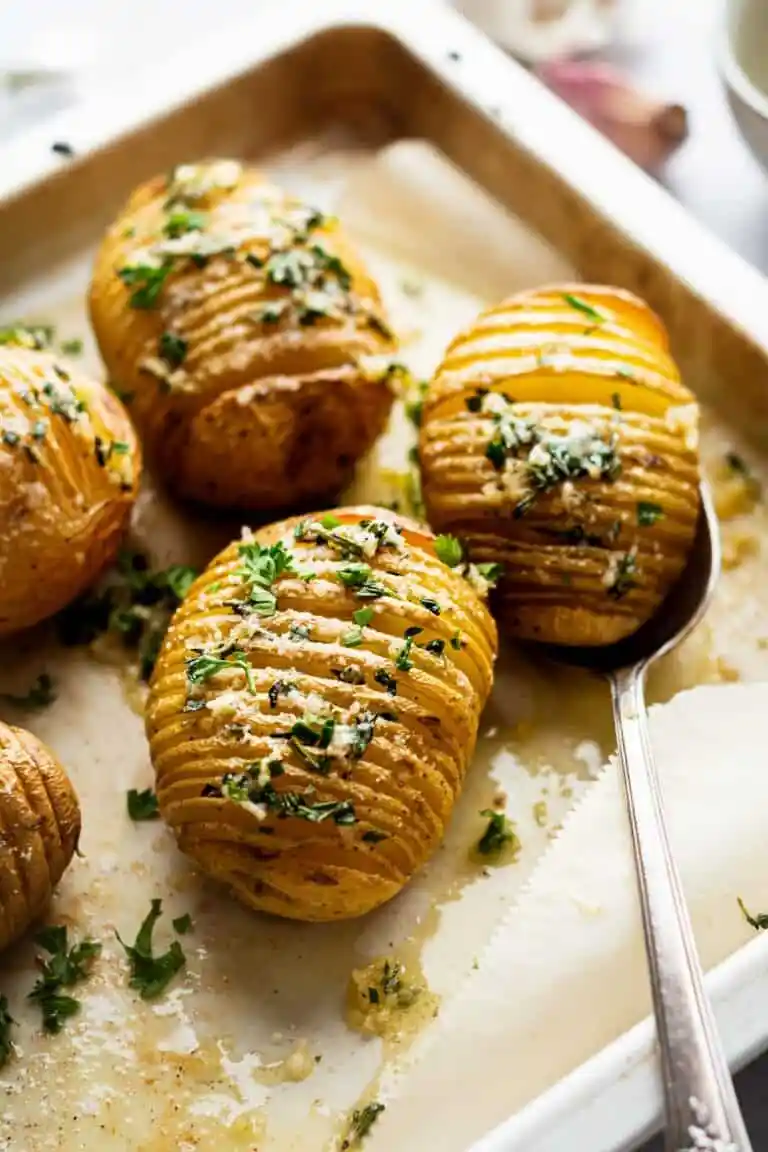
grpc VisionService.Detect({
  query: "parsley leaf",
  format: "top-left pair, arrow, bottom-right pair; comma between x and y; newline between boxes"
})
186,649 -> 256,693
116,899 -> 186,1000
1,672 -> 56,709
158,332 -> 187,369
434,535 -> 463,567
127,788 -> 160,821
118,261 -> 174,309
172,914 -> 193,935
395,627 -> 422,672
477,809 -> 518,856
28,927 -> 101,1033
342,1102 -> 386,1148
237,541 -> 296,616
637,501 -> 663,526
561,292 -> 606,324
738,896 -> 768,931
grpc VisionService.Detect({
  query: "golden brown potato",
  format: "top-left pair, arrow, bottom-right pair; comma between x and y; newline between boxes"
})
419,284 -> 701,646
0,722 -> 80,951
147,507 -> 497,921
89,159 -> 397,512
0,345 -> 140,636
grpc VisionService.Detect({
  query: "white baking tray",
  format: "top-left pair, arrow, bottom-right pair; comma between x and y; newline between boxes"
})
2,3 -> 768,1150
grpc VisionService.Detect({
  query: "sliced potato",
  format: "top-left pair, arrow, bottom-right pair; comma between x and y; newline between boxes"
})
0,345 -> 140,636
146,507 -> 497,921
89,159 -> 397,512
0,722 -> 80,951
419,284 -> 701,646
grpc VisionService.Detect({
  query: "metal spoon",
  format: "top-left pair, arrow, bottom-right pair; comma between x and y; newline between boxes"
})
542,484 -> 752,1152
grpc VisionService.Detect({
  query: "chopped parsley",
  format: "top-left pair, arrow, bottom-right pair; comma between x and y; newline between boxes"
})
477,809 -> 518,856
60,338 -> 83,356
420,597 -> 441,615
395,627 -> 423,671
127,788 -> 160,821
374,669 -> 397,696
116,899 -> 186,1000
342,1102 -> 386,1149
158,332 -> 187,369
163,209 -> 207,238
28,926 -> 101,1033
606,551 -> 638,600
57,550 -> 198,681
287,715 -> 335,773
611,392 -> 622,411
0,998 -> 14,1068
186,649 -> 256,693
561,292 -> 606,324
172,914 -> 193,935
424,638 -> 446,657
637,501 -> 663,526
118,261 -> 174,309
738,896 -> 768,931
450,630 -> 463,650
237,540 -> 296,617
404,378 -> 429,428
434,535 -> 463,567
1,672 -> 56,710
212,771 -> 356,825
336,564 -> 390,600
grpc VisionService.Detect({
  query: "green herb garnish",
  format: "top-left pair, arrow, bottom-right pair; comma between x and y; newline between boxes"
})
637,501 -> 663,526
172,914 -> 193,935
607,551 -> 638,600
434,535 -> 463,567
374,669 -> 397,696
342,1102 -> 386,1148
28,927 -> 101,1033
117,899 -> 186,1000
562,292 -> 606,324
60,338 -> 83,356
420,597 -> 441,615
738,896 -> 768,931
127,788 -> 160,821
477,809 -> 518,857
158,332 -> 187,369
118,261 -> 174,309
236,540 -> 296,617
213,773 -> 356,825
394,626 -> 422,672
186,649 -> 256,693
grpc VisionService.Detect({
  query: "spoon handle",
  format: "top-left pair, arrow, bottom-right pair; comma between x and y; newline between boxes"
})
610,664 -> 752,1152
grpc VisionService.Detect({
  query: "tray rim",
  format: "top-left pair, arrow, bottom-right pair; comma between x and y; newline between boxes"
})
1,2 -> 768,1150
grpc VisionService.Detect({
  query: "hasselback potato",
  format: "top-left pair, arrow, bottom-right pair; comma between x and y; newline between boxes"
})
0,722 -> 80,951
0,345 -> 140,636
89,159 -> 397,512
147,507 -> 497,920
419,284 -> 701,646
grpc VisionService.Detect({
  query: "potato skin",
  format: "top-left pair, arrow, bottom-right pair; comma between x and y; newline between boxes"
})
419,285 -> 701,646
0,722 -> 80,951
0,346 -> 140,636
89,160 -> 397,512
146,506 -> 497,921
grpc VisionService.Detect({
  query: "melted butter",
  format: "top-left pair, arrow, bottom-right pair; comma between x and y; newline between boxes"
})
346,957 -> 439,1051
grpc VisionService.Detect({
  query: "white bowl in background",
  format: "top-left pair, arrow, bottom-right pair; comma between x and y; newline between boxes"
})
721,0 -> 768,174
